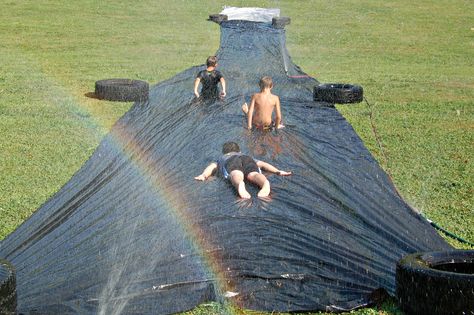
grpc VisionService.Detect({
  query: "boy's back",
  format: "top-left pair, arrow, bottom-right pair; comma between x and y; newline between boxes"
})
250,91 -> 280,128
194,55 -> 226,99
245,76 -> 283,130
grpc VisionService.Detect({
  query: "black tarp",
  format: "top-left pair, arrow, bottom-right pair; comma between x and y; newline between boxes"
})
0,20 -> 451,314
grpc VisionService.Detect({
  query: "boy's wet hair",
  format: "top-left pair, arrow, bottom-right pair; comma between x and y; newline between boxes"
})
206,56 -> 218,67
222,142 -> 240,154
259,76 -> 273,90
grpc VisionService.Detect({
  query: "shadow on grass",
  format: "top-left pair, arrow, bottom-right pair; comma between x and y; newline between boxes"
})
182,295 -> 404,315
84,92 -> 99,99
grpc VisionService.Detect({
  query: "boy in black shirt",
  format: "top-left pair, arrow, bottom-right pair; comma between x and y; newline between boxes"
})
194,56 -> 226,99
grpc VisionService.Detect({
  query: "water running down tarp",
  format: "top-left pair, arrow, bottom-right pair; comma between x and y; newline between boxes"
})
0,18 -> 451,314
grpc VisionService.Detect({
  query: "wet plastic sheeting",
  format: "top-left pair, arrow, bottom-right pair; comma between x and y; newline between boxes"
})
0,20 -> 451,314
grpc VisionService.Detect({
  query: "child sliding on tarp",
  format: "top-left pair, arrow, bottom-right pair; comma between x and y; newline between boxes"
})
194,56 -> 226,100
194,142 -> 291,199
242,76 -> 284,130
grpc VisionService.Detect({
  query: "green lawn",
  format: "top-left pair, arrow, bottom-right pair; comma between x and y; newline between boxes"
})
0,1 -> 472,314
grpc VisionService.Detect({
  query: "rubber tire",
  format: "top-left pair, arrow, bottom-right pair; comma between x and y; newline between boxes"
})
95,79 -> 149,102
0,259 -> 17,315
396,250 -> 474,315
313,83 -> 363,104
272,17 -> 291,29
208,14 -> 228,24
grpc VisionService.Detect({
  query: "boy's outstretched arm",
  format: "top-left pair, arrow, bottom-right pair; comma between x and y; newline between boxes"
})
194,78 -> 201,97
220,77 -> 226,97
247,96 -> 255,130
256,160 -> 292,176
194,163 -> 218,181
275,96 -> 283,128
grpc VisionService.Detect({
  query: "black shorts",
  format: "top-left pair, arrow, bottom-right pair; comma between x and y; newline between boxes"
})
225,155 -> 259,177
254,123 -> 274,131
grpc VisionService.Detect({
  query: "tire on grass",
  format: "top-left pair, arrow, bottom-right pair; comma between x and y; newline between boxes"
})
313,83 -> 363,104
272,17 -> 291,29
396,250 -> 474,315
0,259 -> 17,315
208,14 -> 228,24
95,79 -> 149,102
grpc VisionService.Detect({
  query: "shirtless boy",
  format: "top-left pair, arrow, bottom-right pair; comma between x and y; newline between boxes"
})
242,76 -> 284,130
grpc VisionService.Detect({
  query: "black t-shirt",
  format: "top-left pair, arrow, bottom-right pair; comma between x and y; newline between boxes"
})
196,69 -> 223,98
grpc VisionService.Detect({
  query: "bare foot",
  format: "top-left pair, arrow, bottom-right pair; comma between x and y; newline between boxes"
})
194,174 -> 206,181
242,102 -> 249,114
238,182 -> 251,199
257,180 -> 271,198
